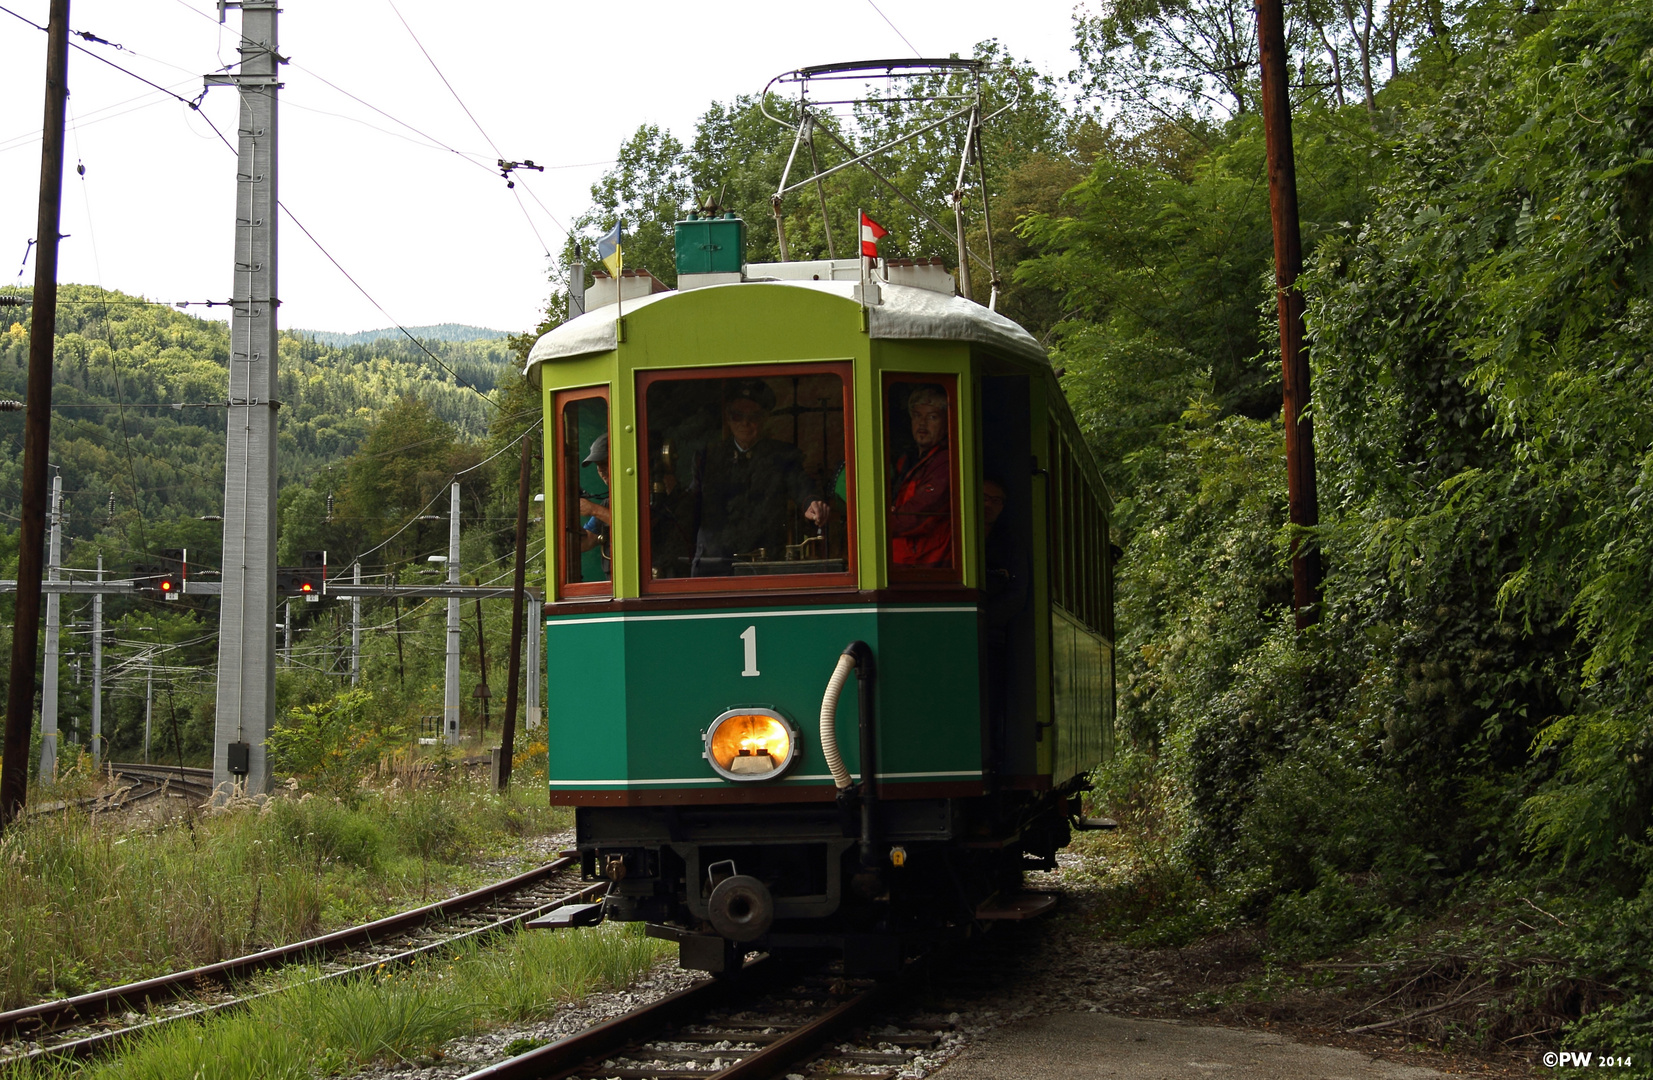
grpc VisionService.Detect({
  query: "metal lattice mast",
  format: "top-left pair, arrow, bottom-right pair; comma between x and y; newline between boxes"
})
350,561 -> 362,686
444,483 -> 462,745
209,0 -> 281,795
91,555 -> 102,767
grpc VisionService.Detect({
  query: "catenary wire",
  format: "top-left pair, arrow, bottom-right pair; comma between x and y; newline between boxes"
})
865,0 -> 922,56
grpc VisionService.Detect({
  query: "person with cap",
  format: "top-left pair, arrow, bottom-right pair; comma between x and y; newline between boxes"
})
691,378 -> 831,576
578,434 -> 612,575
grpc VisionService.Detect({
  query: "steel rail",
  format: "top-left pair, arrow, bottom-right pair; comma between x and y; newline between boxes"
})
457,976 -> 734,1080
0,854 -> 577,1041
454,952 -> 915,1080
21,875 -> 609,1066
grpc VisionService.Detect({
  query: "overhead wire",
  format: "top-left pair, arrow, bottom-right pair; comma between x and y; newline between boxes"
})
865,0 -> 922,56
4,11 -> 511,411
11,8 -> 558,607
381,0 -> 567,252
50,89 -> 157,556
338,419 -> 541,571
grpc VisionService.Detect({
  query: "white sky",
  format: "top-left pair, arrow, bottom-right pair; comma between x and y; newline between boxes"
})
0,0 -> 1085,336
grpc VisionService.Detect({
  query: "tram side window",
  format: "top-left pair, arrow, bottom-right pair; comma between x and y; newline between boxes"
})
886,376 -> 959,580
557,391 -> 611,594
638,367 -> 853,589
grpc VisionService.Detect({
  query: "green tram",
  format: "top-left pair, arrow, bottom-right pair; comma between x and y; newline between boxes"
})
528,219 -> 1115,973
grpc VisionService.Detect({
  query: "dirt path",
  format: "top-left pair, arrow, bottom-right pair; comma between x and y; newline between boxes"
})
928,1012 -> 1450,1079
910,857 -> 1540,1079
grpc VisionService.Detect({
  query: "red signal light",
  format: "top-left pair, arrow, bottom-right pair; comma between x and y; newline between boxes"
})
299,581 -> 314,593
159,580 -> 173,592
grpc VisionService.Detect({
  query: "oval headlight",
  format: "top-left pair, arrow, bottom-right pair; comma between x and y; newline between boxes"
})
704,709 -> 799,782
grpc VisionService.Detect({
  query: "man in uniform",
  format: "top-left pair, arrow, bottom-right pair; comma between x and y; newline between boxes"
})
692,379 -> 831,576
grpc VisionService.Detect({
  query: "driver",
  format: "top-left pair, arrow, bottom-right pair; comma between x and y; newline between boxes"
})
691,379 -> 830,575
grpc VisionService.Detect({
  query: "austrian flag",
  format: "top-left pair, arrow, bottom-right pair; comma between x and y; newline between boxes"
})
860,213 -> 888,258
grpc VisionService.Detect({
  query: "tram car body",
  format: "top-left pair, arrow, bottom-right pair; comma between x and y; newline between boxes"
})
528,219 -> 1115,973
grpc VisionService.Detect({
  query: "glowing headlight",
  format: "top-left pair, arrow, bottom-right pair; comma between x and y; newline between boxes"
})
704,709 -> 798,782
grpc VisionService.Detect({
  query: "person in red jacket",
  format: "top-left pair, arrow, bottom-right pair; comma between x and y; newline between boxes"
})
889,385 -> 953,567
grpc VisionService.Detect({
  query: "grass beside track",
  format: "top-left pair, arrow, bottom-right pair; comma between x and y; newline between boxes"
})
9,924 -> 673,1079
0,775 -> 569,1009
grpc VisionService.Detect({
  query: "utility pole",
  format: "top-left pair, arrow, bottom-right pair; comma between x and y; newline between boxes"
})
1,0 -> 70,828
208,0 -> 282,795
39,474 -> 62,782
1256,0 -> 1322,628
350,561 -> 361,686
91,555 -> 102,767
498,433 -> 532,789
444,483 -> 461,746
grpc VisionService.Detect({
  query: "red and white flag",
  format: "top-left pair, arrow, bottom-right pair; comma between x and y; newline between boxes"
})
860,213 -> 888,258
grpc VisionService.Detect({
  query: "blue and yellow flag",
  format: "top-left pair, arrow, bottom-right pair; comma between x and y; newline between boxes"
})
597,223 -> 623,276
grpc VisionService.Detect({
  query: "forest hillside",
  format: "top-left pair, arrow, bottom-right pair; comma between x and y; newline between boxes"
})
0,285 -> 535,772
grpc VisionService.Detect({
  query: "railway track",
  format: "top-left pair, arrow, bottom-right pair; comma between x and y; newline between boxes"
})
456,952 -> 955,1080
0,853 -> 598,1067
23,762 -> 216,819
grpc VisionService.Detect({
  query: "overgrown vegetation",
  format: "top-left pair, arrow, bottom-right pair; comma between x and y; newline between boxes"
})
1046,0 -> 1653,1058
9,924 -> 668,1080
0,772 -> 566,1010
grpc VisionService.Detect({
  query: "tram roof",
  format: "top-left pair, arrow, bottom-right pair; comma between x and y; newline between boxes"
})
523,279 -> 1049,372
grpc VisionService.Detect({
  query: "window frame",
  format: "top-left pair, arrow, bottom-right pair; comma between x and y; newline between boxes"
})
884,371 -> 964,586
553,385 -> 613,600
635,361 -> 858,596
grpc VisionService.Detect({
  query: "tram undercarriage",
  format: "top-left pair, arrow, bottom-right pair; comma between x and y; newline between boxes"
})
578,790 -> 1079,973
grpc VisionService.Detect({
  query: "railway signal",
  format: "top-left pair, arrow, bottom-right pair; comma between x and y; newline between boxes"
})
276,550 -> 326,600
299,550 -> 325,601
157,548 -> 186,598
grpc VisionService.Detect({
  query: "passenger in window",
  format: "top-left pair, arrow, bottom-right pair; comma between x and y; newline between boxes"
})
578,434 -> 612,578
889,385 -> 952,567
691,379 -> 831,575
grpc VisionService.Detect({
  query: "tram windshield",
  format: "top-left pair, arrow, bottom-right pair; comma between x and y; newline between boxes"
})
638,366 -> 853,589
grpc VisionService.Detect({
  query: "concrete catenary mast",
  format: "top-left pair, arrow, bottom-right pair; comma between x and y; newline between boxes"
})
207,0 -> 282,795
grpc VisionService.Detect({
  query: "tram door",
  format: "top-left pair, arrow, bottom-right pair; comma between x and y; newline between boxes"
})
980,375 -> 1037,777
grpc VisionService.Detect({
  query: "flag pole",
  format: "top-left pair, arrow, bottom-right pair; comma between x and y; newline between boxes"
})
615,222 -> 624,330
857,206 -> 867,328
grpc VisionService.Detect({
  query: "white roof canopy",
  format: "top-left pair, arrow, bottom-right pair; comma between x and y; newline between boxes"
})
524,280 -> 1049,371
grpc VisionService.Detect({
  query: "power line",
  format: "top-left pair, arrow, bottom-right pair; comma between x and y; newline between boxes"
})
380,1 -> 561,256
386,0 -> 503,157
865,0 -> 922,56
274,202 -> 499,408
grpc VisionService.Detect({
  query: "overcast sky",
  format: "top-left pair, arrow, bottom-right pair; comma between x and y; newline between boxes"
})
1,1 -> 1084,336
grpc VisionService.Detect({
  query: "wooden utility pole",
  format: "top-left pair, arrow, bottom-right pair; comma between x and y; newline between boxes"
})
497,432 -> 534,790
1257,0 -> 1323,628
1,0 -> 70,828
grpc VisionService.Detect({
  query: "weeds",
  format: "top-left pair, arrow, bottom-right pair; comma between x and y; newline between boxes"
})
10,924 -> 670,1080
0,776 -> 567,1010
